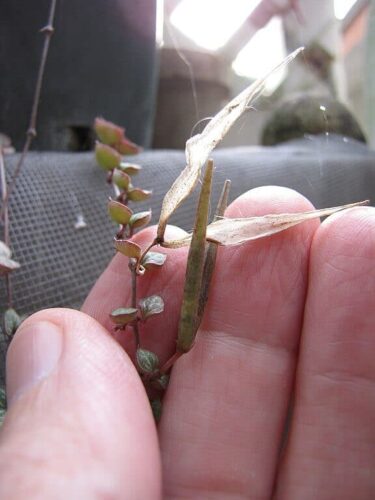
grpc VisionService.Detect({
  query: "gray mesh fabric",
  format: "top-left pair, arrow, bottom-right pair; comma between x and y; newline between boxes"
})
1,136 -> 375,383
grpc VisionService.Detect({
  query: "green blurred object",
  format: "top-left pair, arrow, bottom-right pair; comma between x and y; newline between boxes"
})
262,95 -> 367,146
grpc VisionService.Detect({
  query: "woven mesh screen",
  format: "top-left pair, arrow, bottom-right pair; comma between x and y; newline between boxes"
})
1,137 -> 375,384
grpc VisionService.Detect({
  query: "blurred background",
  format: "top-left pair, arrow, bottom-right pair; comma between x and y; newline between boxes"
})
1,0 -> 374,150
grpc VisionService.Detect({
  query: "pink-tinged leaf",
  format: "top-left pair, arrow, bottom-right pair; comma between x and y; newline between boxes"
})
94,117 -> 124,145
128,188 -> 152,202
109,307 -> 138,325
156,48 -> 304,240
129,210 -> 152,229
141,251 -> 167,269
118,162 -> 142,176
114,137 -> 142,155
0,256 -> 20,275
112,169 -> 131,190
162,201 -> 368,248
95,142 -> 121,171
139,295 -> 164,320
114,239 -> 142,260
108,199 -> 133,225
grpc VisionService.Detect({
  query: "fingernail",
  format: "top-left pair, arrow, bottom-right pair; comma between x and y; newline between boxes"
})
6,321 -> 63,405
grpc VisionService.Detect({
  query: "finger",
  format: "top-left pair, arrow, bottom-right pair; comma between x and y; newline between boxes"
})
82,225 -> 189,363
0,309 -> 161,499
274,207 -> 375,499
159,187 -> 320,499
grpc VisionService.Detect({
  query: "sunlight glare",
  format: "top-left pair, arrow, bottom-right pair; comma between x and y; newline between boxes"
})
334,0 -> 358,20
170,0 -> 262,51
232,17 -> 287,95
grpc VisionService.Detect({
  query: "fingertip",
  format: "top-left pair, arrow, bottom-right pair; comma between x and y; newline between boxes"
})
225,185 -> 315,218
2,307 -> 161,498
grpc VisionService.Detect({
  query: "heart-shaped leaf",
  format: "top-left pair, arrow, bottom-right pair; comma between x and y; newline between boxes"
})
129,210 -> 152,229
112,169 -> 131,190
94,117 -> 124,145
108,199 -> 133,225
3,308 -> 23,337
118,162 -> 141,176
109,307 -> 138,325
127,188 -> 152,202
139,295 -> 164,320
114,137 -> 141,155
136,348 -> 159,374
95,142 -> 121,170
0,241 -> 11,259
141,251 -> 167,269
114,239 -> 142,260
0,255 -> 20,275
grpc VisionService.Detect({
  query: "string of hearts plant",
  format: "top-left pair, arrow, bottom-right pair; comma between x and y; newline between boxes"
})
95,48 -> 367,421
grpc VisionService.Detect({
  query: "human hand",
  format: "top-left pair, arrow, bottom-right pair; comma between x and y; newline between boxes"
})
1,187 -> 374,499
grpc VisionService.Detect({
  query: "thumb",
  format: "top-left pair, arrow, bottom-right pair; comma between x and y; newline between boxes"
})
0,308 -> 161,499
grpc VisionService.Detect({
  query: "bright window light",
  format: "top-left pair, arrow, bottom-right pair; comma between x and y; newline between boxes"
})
170,0 -> 262,51
232,17 -> 287,95
334,0 -> 358,20
156,0 -> 164,46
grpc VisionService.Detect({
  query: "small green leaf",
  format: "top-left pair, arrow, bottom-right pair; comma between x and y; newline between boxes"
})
0,388 -> 7,410
95,142 -> 121,171
127,188 -> 152,202
139,295 -> 164,320
118,162 -> 141,176
108,199 -> 133,225
3,308 -> 23,337
114,239 -> 141,260
0,409 -> 6,426
141,252 -> 167,269
112,169 -> 131,190
151,374 -> 170,391
94,117 -> 124,145
150,399 -> 162,422
136,348 -> 159,374
129,211 -> 152,229
109,307 -> 138,325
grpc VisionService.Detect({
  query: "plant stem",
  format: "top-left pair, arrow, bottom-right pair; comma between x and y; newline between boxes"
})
129,262 -> 140,348
136,238 -> 158,274
0,150 -> 12,308
196,179 -> 231,325
160,352 -> 182,375
176,159 -> 214,354
0,0 -> 57,223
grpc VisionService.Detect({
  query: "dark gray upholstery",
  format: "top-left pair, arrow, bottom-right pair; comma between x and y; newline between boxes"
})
1,135 -> 375,382
0,0 -> 157,150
